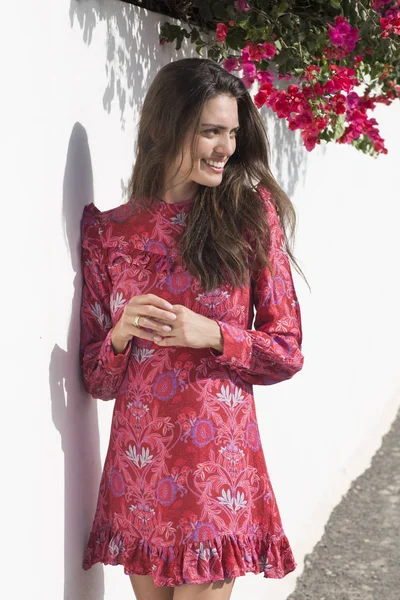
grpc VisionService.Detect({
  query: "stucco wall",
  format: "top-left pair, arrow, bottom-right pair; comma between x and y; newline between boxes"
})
2,1 -> 399,599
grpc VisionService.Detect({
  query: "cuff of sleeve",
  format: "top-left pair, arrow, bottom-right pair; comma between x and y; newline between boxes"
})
208,320 -> 251,369
99,328 -> 132,374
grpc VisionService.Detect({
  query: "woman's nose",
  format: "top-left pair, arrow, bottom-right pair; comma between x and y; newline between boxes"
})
214,135 -> 236,157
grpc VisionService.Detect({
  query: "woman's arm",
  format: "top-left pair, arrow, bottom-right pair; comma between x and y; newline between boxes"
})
209,188 -> 304,386
79,203 -> 133,400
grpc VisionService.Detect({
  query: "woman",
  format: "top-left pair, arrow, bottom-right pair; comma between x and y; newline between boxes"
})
80,57 -> 305,600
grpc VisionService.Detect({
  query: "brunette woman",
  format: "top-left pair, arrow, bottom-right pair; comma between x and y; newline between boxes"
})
80,57 -> 304,600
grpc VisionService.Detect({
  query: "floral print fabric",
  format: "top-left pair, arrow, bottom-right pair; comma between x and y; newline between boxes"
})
80,186 -> 304,587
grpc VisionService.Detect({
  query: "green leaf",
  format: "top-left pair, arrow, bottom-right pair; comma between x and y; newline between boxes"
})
191,28 -> 201,43
330,0 -> 342,9
194,0 -> 213,22
320,129 -> 333,142
277,1 -> 289,17
333,114 -> 346,140
238,16 -> 251,30
281,14 -> 294,29
226,28 -> 246,50
275,48 -> 291,66
212,1 -> 229,21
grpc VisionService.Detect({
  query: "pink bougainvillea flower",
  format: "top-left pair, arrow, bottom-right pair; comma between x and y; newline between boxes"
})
385,3 -> 400,18
241,62 -> 257,88
243,42 -> 277,62
303,65 -> 321,82
328,65 -> 359,93
287,84 -> 300,95
346,91 -> 360,110
216,23 -> 229,42
301,130 -> 320,151
288,106 -> 313,131
254,87 -> 271,108
234,0 -> 251,13
244,43 -> 264,62
278,73 -> 292,81
371,0 -> 393,12
262,42 -> 277,59
328,16 -> 359,54
256,70 -> 275,84
223,57 -> 239,73
380,13 -> 400,38
268,90 -> 294,118
239,47 -> 252,66
330,93 -> 347,115
323,46 -> 349,60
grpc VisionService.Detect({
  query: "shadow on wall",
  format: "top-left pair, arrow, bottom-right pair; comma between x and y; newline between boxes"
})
261,105 -> 308,200
69,0 -> 175,129
49,123 -> 104,600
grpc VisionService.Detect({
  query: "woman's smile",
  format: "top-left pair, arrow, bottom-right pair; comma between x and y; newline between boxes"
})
201,158 -> 225,173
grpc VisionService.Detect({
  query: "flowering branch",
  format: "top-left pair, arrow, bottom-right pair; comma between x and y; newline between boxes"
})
157,0 -> 400,157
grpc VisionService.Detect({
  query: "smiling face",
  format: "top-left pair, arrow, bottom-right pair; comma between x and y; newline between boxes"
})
163,94 -> 239,203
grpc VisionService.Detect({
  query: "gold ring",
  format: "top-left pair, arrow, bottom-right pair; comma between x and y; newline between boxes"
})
133,315 -> 141,328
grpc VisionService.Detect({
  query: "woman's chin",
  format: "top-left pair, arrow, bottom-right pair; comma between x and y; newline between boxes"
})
195,173 -> 223,187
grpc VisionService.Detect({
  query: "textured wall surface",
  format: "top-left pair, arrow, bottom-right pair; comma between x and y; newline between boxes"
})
1,1 -> 399,599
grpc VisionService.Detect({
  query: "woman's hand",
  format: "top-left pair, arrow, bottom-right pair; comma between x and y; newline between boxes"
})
111,294 -> 177,353
154,305 -> 223,352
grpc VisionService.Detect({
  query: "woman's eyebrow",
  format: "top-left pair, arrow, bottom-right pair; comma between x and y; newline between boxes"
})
201,123 -> 240,131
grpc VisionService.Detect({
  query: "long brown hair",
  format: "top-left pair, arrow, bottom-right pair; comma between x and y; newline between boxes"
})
127,57 -> 306,292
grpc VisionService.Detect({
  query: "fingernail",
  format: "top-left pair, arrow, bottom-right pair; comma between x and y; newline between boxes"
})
162,325 -> 171,332
165,303 -> 173,310
154,336 -> 162,342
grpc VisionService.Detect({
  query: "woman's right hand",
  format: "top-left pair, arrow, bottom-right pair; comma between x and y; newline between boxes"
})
111,294 -> 177,354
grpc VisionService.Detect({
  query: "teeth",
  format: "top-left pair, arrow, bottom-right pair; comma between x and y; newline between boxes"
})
204,159 -> 224,168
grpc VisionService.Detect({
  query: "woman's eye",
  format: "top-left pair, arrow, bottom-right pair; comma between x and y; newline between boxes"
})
203,129 -> 237,137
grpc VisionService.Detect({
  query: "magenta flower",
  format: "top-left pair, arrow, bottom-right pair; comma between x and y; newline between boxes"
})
216,23 -> 229,42
241,63 -> 257,88
239,47 -> 252,66
346,92 -> 360,110
257,70 -> 275,84
234,0 -> 251,13
278,73 -> 292,81
262,43 -> 277,60
328,16 -> 359,54
223,57 -> 239,73
371,0 -> 393,12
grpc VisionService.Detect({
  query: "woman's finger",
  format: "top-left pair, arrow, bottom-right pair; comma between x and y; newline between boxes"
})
130,294 -> 177,319
136,316 -> 173,334
131,325 -> 163,343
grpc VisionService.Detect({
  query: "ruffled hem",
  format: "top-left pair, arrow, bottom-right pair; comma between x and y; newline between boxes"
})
83,528 -> 297,587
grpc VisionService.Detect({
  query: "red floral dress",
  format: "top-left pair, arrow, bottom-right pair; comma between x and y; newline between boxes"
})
80,186 -> 304,587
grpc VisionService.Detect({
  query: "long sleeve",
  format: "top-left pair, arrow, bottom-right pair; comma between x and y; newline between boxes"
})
79,203 -> 132,400
210,187 -> 304,386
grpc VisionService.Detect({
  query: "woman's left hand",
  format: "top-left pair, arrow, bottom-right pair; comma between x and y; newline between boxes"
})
153,304 -> 223,352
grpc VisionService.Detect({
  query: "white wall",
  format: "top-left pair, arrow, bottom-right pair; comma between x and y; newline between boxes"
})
1,1 -> 399,599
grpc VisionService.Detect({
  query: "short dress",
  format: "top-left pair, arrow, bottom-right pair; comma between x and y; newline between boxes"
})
80,185 -> 304,587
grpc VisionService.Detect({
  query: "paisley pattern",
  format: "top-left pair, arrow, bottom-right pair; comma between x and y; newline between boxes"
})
80,186 -> 304,587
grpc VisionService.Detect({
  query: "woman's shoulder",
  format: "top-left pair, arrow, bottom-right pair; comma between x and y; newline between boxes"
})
81,200 -> 138,229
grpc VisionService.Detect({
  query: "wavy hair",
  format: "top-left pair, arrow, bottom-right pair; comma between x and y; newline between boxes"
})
127,57 -> 306,292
